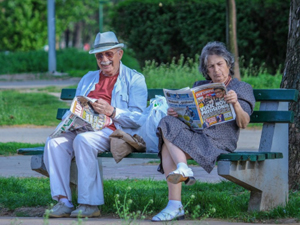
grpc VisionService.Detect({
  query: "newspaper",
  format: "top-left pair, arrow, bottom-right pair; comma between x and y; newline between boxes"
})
163,83 -> 236,129
49,96 -> 112,138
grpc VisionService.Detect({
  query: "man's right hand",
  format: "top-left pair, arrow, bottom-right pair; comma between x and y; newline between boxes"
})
167,108 -> 178,117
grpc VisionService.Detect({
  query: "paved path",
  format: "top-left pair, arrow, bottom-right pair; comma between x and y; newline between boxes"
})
1,217 -> 297,225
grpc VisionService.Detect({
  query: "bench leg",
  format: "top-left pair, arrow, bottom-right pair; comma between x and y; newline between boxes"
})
31,155 -> 104,195
218,160 -> 288,211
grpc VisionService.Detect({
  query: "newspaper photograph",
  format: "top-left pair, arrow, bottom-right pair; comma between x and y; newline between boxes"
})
191,83 -> 236,129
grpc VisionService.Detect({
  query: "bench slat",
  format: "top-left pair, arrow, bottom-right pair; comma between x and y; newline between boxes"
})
61,89 -> 76,100
18,147 -> 283,162
98,152 -> 159,159
17,147 -> 44,155
253,89 -> 298,102
250,111 -> 294,123
57,109 -> 294,123
217,152 -> 283,161
57,108 -> 69,120
61,88 -> 299,102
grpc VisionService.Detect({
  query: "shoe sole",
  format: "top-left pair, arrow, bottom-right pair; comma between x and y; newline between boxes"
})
151,215 -> 185,222
166,174 -> 196,186
47,213 -> 71,218
70,210 -> 101,218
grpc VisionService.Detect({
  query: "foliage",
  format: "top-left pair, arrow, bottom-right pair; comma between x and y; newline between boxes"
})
143,55 -> 204,88
0,0 -> 100,51
111,0 -> 289,73
0,0 -> 47,51
0,48 -> 141,75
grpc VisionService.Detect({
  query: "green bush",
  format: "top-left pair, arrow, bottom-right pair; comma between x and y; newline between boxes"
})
111,0 -> 289,73
0,48 -> 141,75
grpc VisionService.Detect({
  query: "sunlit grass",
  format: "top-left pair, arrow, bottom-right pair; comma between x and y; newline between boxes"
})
0,91 -> 68,126
0,177 -> 299,222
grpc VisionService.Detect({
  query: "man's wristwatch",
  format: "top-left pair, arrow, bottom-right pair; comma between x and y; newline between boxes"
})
109,107 -> 116,118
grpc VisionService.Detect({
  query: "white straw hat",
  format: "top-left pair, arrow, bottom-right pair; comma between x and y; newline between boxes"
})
89,31 -> 124,54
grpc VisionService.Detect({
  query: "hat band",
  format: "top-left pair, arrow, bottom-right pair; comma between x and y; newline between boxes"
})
94,42 -> 119,49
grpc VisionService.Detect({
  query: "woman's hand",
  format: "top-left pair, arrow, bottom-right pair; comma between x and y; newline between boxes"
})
224,90 -> 238,105
167,108 -> 178,117
224,90 -> 250,129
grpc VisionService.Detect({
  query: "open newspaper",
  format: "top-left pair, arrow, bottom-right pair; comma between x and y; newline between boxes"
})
163,83 -> 236,130
49,96 -> 112,138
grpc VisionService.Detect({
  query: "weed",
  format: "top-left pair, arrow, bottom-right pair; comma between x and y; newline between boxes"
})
114,186 -> 153,224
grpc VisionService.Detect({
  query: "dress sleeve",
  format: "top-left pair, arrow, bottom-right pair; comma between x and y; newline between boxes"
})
234,82 -> 255,116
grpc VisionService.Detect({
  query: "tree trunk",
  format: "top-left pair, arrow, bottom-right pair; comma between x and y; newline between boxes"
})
226,0 -> 241,81
65,28 -> 70,48
281,0 -> 300,190
72,21 -> 83,49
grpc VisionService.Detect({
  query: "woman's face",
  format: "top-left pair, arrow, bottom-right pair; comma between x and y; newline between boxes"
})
206,55 -> 230,83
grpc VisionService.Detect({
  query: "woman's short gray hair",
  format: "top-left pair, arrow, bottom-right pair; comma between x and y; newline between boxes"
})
199,41 -> 234,80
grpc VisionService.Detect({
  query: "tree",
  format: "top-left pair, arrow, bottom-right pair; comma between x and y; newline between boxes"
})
280,0 -> 300,190
226,0 -> 241,81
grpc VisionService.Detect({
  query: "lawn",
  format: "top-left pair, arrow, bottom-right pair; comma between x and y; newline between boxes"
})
1,177 -> 300,223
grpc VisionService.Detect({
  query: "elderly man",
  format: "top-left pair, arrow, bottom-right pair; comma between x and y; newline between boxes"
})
44,31 -> 147,218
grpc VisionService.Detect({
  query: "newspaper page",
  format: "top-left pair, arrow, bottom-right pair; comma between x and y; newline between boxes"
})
163,87 -> 202,129
191,83 -> 236,128
49,96 -> 112,138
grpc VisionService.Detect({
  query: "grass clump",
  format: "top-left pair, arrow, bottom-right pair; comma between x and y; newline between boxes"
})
143,55 -> 204,89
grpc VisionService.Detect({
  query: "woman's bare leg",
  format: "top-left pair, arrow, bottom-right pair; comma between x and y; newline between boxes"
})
161,143 -> 182,201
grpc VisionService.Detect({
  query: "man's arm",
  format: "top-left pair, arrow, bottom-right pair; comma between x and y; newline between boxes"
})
112,74 -> 148,128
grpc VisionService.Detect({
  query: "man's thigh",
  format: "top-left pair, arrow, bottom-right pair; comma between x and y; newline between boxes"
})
75,128 -> 114,152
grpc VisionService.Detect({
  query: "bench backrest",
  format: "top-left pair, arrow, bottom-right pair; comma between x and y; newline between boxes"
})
57,88 -> 298,123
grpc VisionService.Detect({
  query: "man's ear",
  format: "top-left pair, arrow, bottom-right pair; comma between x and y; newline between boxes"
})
118,49 -> 124,60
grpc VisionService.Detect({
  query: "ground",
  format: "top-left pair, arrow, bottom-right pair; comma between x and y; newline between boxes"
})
0,207 -> 46,217
0,207 -> 299,224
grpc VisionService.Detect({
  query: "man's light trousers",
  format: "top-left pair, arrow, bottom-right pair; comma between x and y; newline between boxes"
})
43,128 -> 113,205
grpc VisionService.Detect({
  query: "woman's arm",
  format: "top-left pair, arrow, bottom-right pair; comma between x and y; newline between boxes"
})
224,90 -> 250,129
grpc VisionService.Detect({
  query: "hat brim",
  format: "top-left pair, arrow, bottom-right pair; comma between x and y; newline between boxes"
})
89,43 -> 124,54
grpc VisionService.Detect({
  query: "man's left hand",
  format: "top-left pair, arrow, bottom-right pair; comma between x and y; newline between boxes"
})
92,98 -> 114,116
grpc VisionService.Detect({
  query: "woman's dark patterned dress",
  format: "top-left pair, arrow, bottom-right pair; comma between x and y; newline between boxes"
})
157,78 -> 256,174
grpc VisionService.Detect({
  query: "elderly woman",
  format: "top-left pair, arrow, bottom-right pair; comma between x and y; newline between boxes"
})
152,42 -> 255,222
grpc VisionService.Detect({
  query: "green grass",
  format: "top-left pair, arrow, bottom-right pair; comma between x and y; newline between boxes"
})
0,177 -> 299,222
0,142 -> 43,156
0,90 -> 68,126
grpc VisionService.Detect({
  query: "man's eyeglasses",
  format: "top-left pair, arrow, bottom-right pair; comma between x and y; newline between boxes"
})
95,50 -> 118,60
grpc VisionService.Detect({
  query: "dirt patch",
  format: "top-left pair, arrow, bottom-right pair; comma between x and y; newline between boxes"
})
0,207 -> 46,217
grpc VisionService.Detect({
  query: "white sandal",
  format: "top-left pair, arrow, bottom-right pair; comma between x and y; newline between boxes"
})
151,207 -> 185,222
166,167 -> 196,186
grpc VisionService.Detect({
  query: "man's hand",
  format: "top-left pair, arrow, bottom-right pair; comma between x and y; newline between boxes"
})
91,98 -> 114,116
167,108 -> 178,117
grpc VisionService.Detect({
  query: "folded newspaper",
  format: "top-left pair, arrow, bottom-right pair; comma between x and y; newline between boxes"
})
49,96 -> 112,138
163,83 -> 236,129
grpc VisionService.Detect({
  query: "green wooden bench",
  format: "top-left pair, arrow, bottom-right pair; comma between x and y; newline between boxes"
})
17,88 -> 298,212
